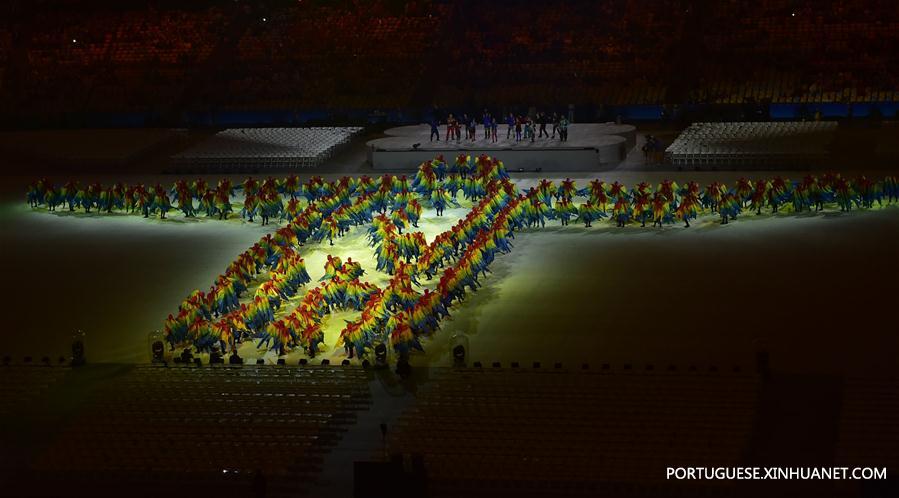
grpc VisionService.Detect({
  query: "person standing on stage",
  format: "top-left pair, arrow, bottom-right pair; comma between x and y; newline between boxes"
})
559,116 -> 569,142
469,116 -> 477,142
430,118 -> 440,142
445,114 -> 456,141
490,115 -> 498,142
538,112 -> 549,138
552,112 -> 561,138
515,115 -> 523,142
461,113 -> 471,140
482,110 -> 492,139
506,112 -> 515,140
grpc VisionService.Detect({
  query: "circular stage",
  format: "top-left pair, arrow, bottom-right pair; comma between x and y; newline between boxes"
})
366,123 -> 636,172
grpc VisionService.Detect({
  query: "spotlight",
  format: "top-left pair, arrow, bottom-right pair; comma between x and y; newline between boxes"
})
72,39 -> 77,44
262,17 -> 267,22
320,359 -> 330,366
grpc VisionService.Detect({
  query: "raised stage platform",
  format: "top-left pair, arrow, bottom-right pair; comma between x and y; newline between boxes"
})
366,123 -> 636,171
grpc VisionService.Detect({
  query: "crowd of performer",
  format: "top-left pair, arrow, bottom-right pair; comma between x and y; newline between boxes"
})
430,111 -> 570,143
26,155 -> 899,364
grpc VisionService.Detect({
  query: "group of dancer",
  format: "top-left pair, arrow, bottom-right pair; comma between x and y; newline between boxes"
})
152,155 -> 513,361
27,155 -> 899,363
431,111 -> 570,143
517,173 -> 898,229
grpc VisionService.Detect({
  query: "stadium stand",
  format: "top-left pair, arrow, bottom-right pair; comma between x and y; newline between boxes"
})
5,0 -> 898,122
0,364 -> 70,417
665,121 -> 837,168
834,378 -> 899,471
693,0 -> 899,105
28,364 -> 371,497
389,367 -> 760,496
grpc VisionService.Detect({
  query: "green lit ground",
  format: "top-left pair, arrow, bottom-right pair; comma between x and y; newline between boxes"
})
4,175 -> 899,377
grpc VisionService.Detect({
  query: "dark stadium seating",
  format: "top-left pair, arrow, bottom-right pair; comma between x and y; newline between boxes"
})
4,0 -> 898,122
22,364 -> 371,497
389,367 -> 760,495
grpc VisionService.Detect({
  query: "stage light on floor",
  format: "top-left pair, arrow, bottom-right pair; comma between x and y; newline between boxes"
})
148,330 -> 165,364
452,345 -> 466,367
179,348 -> 194,364
374,343 -> 388,369
451,334 -> 469,368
